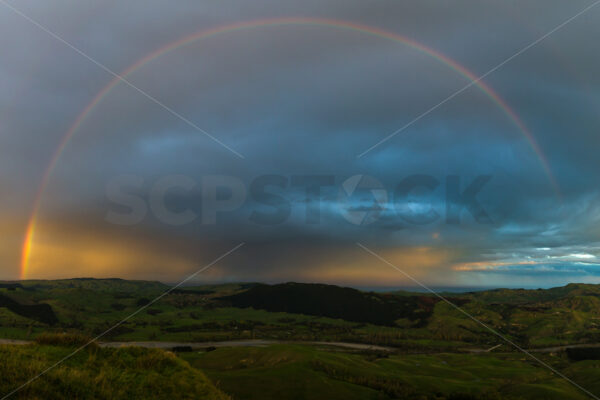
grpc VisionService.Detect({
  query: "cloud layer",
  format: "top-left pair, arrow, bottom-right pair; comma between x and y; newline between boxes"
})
2,0 -> 600,286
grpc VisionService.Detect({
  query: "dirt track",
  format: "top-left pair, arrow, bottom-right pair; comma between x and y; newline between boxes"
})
100,339 -> 394,351
0,338 -> 394,352
4,337 -> 597,353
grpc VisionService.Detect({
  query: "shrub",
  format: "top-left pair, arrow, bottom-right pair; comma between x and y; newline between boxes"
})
566,347 -> 600,361
171,346 -> 193,352
137,298 -> 151,306
111,303 -> 126,311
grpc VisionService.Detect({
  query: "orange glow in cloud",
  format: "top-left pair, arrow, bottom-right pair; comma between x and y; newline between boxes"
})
25,239 -> 196,280
22,221 -> 197,280
299,246 -> 457,286
452,260 -> 538,271
18,214 -> 465,285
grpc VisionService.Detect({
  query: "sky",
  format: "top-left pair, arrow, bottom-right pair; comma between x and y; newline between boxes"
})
1,0 -> 600,288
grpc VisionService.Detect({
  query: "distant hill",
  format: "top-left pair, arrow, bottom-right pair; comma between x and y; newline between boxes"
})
0,283 -> 23,291
20,277 -> 168,293
463,283 -> 600,304
220,282 -> 444,326
3,278 -> 600,348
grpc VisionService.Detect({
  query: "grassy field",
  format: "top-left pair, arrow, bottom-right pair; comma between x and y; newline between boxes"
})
2,279 -> 600,399
4,279 -> 600,349
0,339 -> 229,399
1,340 -> 597,400
180,344 -> 591,400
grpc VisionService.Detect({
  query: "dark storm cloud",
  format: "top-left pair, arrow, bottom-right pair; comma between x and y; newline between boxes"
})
1,0 -> 599,284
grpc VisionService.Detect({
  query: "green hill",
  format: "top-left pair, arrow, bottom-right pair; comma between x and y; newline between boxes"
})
2,279 -> 600,399
2,279 -> 600,348
220,282 -> 442,326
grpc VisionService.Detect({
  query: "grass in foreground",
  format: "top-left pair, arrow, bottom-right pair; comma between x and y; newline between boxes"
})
181,344 -> 591,400
0,339 -> 229,400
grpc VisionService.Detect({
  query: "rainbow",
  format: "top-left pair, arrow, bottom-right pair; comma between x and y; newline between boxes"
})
20,17 -> 560,279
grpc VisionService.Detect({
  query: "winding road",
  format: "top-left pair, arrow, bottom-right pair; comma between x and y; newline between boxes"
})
0,338 -> 394,352
2,338 -> 598,353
